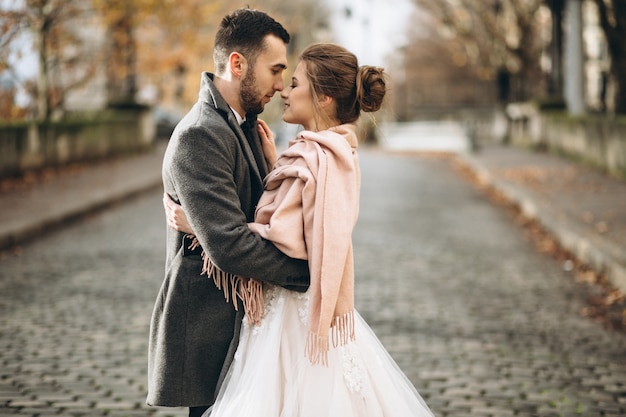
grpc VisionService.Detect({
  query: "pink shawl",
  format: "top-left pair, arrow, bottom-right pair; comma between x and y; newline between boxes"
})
197,123 -> 360,365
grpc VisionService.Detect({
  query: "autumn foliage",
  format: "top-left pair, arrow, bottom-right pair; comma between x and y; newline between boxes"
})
0,0 -> 324,121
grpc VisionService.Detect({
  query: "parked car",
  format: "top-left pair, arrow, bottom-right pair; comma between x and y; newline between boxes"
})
153,107 -> 181,140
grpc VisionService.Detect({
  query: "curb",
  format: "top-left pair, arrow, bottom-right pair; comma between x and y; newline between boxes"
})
457,154 -> 626,294
0,178 -> 162,251
0,143 -> 167,252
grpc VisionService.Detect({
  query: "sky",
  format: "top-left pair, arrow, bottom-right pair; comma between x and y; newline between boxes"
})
324,0 -> 415,67
1,0 -> 35,105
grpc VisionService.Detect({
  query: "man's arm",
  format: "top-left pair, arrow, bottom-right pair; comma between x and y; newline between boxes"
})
168,125 -> 309,290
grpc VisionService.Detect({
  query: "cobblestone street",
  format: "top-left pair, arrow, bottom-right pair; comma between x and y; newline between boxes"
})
1,149 -> 625,416
354,151 -> 626,416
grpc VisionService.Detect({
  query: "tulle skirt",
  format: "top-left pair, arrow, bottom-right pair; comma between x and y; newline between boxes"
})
204,285 -> 435,417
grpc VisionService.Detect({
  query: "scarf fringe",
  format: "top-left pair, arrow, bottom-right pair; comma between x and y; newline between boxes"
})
305,310 -> 355,366
187,234 -> 265,325
185,236 -> 357,361
238,278 -> 264,325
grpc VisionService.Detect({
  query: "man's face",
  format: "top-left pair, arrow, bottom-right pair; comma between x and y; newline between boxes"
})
240,35 -> 288,115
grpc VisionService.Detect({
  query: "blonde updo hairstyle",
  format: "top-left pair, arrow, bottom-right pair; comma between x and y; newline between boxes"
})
299,43 -> 386,128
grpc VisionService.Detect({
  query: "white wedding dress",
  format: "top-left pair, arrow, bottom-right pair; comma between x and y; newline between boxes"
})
203,285 -> 435,417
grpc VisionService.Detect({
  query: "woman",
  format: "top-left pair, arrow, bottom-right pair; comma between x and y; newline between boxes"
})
165,43 -> 435,417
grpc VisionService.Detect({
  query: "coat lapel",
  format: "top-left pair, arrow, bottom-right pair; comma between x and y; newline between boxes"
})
240,114 -> 269,178
199,72 -> 264,185
228,112 -> 264,182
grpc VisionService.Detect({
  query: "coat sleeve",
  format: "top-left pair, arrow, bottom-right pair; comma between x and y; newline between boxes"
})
168,123 -> 310,290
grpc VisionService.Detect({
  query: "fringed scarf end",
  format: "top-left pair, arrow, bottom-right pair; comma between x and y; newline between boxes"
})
305,332 -> 329,367
331,310 -> 355,347
305,310 -> 356,366
238,278 -> 264,325
187,234 -> 264,322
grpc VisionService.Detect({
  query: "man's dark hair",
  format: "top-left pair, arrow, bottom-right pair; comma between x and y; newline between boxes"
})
213,8 -> 290,74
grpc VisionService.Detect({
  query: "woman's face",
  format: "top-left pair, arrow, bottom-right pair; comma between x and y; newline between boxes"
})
280,61 -> 317,131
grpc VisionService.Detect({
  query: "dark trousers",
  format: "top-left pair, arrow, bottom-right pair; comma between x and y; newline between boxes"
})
189,406 -> 210,417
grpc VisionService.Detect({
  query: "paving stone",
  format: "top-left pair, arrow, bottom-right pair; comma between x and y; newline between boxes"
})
5,401 -> 46,409
93,401 -> 138,410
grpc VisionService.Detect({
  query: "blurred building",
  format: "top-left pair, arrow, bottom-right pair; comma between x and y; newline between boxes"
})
390,0 -> 611,121
548,0 -> 610,114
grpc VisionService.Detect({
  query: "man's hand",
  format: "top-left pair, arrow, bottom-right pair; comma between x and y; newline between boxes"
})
163,193 -> 194,234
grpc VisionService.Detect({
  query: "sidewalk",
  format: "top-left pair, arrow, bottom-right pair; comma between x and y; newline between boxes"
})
1,137 -> 625,294
0,142 -> 167,251
456,143 -> 626,294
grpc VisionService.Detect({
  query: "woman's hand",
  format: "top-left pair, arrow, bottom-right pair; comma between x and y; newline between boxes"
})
163,193 -> 194,234
257,119 -> 277,168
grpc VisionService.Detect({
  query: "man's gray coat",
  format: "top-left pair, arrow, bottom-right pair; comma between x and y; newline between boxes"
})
147,72 -> 310,407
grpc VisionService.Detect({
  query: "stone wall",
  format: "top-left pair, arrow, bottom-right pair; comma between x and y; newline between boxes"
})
506,103 -> 626,179
0,109 -> 155,178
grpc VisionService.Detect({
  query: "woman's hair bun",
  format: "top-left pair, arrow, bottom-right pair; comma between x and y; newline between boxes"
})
356,66 -> 386,113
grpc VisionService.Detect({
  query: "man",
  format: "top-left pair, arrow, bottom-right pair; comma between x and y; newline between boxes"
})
147,9 -> 310,417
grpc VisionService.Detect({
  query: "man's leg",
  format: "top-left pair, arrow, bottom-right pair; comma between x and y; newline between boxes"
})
189,406 -> 210,417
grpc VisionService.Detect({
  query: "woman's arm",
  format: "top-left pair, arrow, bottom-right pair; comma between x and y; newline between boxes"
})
163,193 -> 194,234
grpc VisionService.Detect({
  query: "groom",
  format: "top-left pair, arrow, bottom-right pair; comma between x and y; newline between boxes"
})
147,8 -> 310,417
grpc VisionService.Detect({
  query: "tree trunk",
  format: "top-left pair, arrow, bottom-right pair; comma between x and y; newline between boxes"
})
595,0 -> 626,114
611,51 -> 626,114
547,0 -> 565,99
36,22 -> 49,120
512,6 -> 543,102
106,3 -> 137,105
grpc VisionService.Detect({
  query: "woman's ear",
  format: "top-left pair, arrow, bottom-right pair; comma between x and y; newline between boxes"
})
319,95 -> 333,108
228,52 -> 247,78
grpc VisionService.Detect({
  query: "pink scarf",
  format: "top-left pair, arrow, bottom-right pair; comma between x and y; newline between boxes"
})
197,124 -> 360,365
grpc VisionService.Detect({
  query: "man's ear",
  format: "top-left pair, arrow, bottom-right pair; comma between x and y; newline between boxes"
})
229,52 -> 247,78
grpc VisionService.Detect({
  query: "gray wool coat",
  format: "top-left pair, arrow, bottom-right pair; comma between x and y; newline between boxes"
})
147,72 -> 310,408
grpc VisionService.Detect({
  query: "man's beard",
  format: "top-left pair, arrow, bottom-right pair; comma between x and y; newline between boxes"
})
240,69 -> 265,115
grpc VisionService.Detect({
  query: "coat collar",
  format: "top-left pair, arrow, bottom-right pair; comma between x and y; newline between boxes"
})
198,72 -> 266,180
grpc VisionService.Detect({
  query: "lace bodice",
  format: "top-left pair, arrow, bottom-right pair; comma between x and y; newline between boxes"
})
246,285 -> 310,335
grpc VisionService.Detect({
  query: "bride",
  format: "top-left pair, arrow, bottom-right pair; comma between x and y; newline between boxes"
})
164,43 -> 435,417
